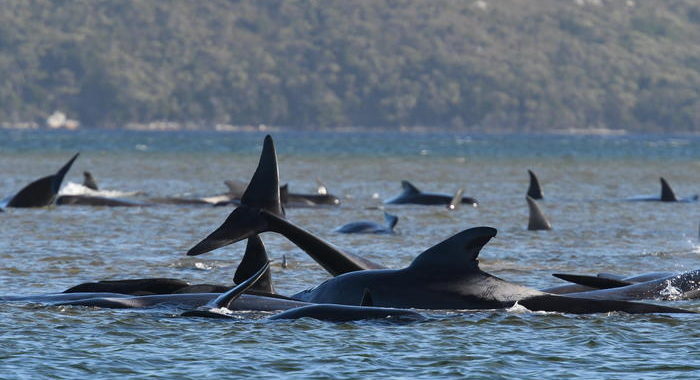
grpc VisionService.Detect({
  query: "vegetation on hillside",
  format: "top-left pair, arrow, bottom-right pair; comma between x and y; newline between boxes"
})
0,0 -> 699,131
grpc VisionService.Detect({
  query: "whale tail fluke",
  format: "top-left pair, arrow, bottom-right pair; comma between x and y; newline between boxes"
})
187,136 -> 283,256
234,235 -> 275,294
526,195 -> 552,231
660,177 -> 678,202
8,152 -> 79,208
383,212 -> 399,232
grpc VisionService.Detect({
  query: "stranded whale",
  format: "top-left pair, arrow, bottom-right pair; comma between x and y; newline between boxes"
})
384,181 -> 478,207
335,212 -> 398,234
5,153 -> 79,208
626,177 -> 698,202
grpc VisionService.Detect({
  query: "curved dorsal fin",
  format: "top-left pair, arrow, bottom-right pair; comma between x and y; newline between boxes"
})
209,261 -> 271,309
240,135 -> 284,216
279,183 -> 289,205
660,177 -> 678,202
526,195 -> 552,231
401,180 -> 421,195
408,227 -> 497,273
233,235 -> 275,294
8,152 -> 79,207
527,170 -> 543,200
361,288 -> 374,306
384,212 -> 399,231
82,171 -> 99,191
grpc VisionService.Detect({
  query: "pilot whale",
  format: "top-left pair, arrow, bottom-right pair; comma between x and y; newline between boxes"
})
335,212 -> 398,234
187,135 -> 692,314
223,179 -> 341,208
5,153 -> 79,208
626,177 -> 698,202
384,181 -> 478,207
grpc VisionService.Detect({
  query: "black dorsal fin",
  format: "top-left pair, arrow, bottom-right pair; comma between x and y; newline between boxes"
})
408,227 -> 497,273
401,180 -> 421,195
447,188 -> 464,211
210,261 -> 271,309
526,195 -> 552,231
240,135 -> 284,216
361,288 -> 374,306
83,171 -> 99,191
527,170 -> 543,200
552,273 -> 633,289
8,152 -> 79,207
279,183 -> 289,205
660,177 -> 678,202
384,212 -> 399,231
234,235 -> 275,294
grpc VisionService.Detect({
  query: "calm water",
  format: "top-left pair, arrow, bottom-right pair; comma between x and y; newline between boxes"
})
1,130 -> 700,379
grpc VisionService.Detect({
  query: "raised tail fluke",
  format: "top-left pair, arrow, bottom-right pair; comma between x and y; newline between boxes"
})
527,170 -> 543,200
8,152 -> 79,208
526,195 -> 552,231
660,177 -> 678,202
187,136 -> 283,256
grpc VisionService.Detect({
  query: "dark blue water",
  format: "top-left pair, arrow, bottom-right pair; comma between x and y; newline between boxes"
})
1,129 -> 699,379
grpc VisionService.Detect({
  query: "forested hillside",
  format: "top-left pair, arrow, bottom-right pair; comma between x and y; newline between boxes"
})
1,0 -> 699,131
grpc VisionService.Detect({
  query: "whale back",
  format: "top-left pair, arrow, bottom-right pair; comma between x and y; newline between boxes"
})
526,195 -> 552,231
660,177 -> 678,202
8,153 -> 79,208
527,170 -> 543,199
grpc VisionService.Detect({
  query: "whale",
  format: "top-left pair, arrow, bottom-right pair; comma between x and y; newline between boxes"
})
527,170 -> 544,200
56,195 -> 152,207
223,179 -> 341,208
543,270 -> 700,300
526,195 -> 552,231
5,153 -> 79,208
334,212 -> 398,234
384,181 -> 478,207
626,177 -> 698,202
186,135 -> 692,314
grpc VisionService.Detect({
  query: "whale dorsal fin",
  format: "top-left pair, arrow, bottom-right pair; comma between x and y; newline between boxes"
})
527,170 -> 543,200
208,261 -> 271,309
408,227 -> 497,273
83,171 -> 98,191
384,212 -> 399,231
233,235 -> 275,294
447,188 -> 464,211
361,288 -> 374,306
279,183 -> 289,205
660,177 -> 678,202
8,152 -> 79,207
401,180 -> 421,195
240,135 -> 284,216
527,195 -> 552,231
552,273 -> 632,289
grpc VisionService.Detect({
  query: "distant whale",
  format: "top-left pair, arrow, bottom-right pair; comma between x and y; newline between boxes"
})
223,179 -> 341,208
56,195 -> 152,207
5,153 -> 79,208
334,212 -> 398,234
527,170 -> 544,200
187,135 -> 692,314
526,195 -> 552,231
384,181 -> 478,206
626,177 -> 698,202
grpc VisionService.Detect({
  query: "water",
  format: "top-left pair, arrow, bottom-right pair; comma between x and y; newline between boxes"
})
1,129 -> 700,378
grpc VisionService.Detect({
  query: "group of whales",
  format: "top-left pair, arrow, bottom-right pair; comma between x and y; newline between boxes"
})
3,135 -> 699,322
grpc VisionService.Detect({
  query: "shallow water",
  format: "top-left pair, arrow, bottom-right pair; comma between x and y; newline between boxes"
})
1,130 -> 700,378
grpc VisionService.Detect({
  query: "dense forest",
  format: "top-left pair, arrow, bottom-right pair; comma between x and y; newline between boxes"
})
0,0 -> 699,131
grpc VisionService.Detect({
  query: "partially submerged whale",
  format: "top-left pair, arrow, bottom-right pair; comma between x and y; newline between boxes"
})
544,270 -> 700,300
187,135 -> 692,314
526,195 -> 552,231
334,212 -> 398,234
384,181 -> 478,207
5,153 -> 79,208
56,195 -> 152,207
527,170 -> 544,200
224,179 -> 341,208
626,177 -> 698,202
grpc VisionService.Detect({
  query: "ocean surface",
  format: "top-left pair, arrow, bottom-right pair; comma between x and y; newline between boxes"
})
1,129 -> 699,379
